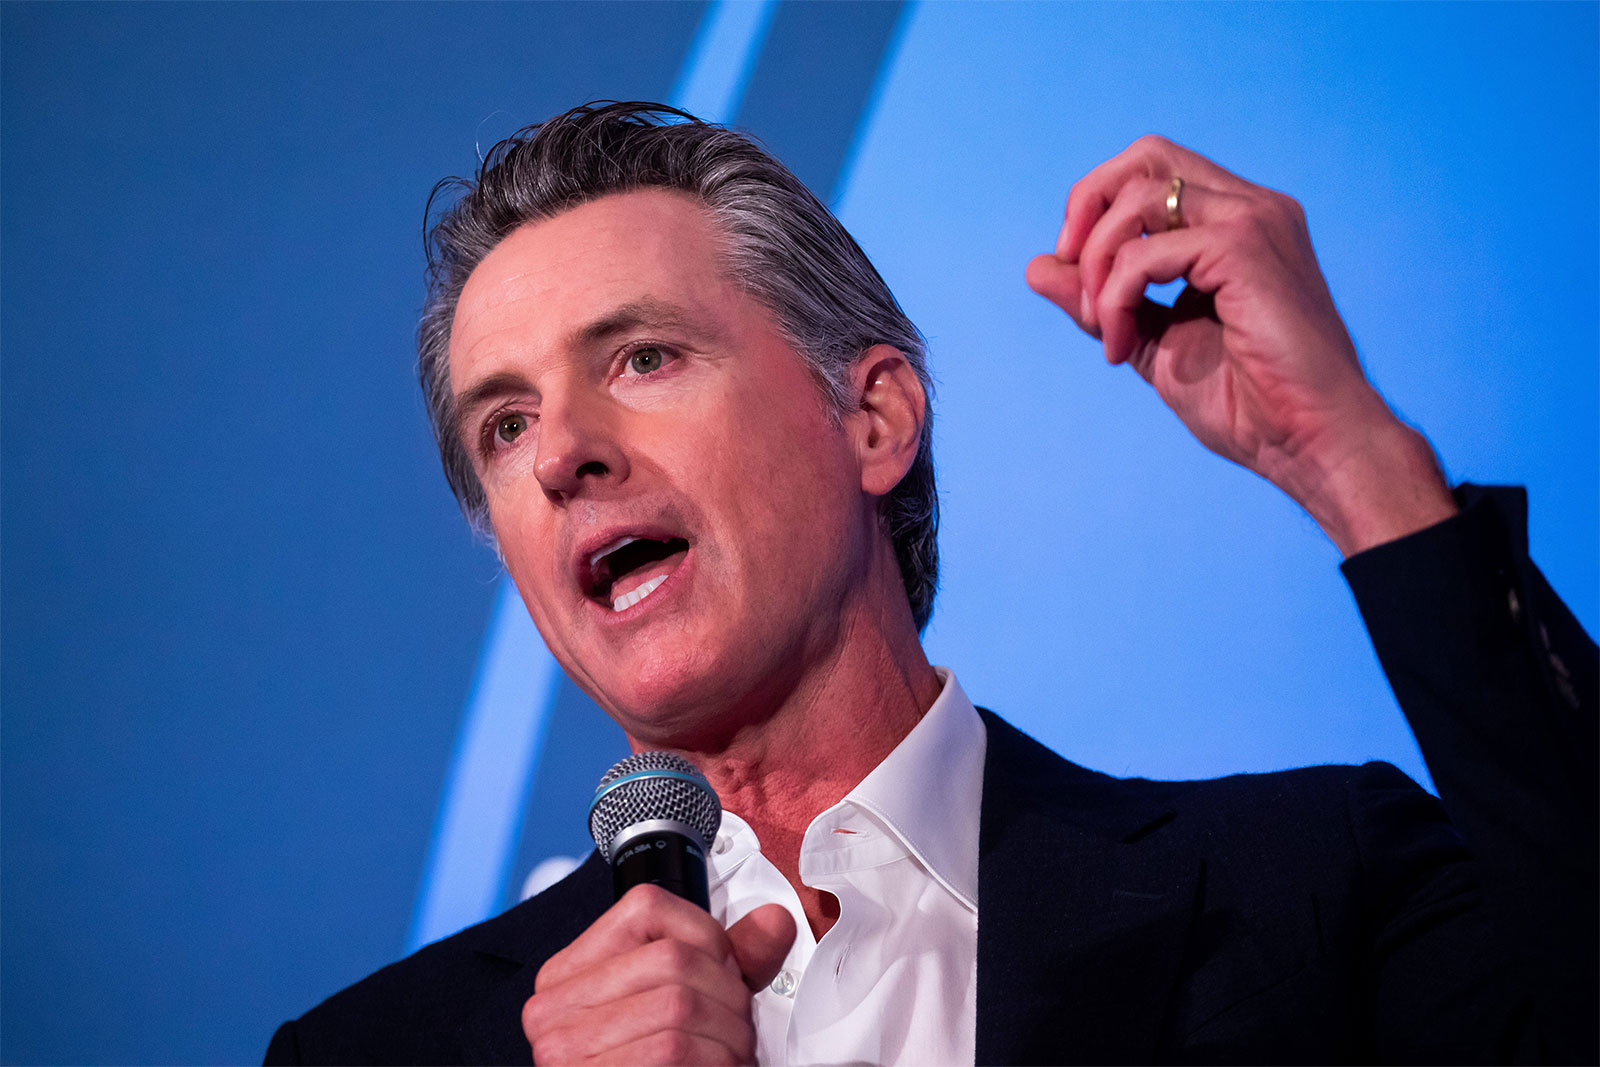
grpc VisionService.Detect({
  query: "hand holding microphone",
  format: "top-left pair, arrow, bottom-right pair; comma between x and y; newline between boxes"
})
521,753 -> 796,1065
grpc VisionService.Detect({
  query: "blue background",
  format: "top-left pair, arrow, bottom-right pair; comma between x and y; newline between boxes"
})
3,3 -> 1594,1063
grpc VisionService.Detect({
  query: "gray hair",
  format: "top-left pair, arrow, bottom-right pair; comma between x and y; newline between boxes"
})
418,101 -> 939,631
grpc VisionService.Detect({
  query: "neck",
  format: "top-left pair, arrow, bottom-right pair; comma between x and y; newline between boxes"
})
624,546 -> 942,937
702,632 -> 940,941
696,635 -> 940,840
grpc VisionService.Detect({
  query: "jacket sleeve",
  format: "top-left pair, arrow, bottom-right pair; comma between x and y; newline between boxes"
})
1340,484 -> 1597,1063
264,1020 -> 302,1065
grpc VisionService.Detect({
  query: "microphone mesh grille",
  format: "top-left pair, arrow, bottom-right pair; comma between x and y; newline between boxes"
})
588,751 -> 721,862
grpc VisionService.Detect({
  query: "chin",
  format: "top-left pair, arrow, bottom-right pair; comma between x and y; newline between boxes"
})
589,644 -> 775,749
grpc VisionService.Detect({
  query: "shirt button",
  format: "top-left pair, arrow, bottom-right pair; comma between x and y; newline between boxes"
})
769,969 -> 797,997
713,834 -> 732,855
1508,587 -> 1523,622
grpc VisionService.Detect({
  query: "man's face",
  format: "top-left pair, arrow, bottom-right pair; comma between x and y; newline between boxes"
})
448,189 -> 876,746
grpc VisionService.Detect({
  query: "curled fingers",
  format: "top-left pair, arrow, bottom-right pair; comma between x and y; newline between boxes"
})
536,884 -> 736,993
1077,174 -> 1203,329
589,1030 -> 746,1067
1061,134 -> 1251,262
528,935 -> 752,1024
527,981 -> 752,1065
1095,226 -> 1209,372
1079,178 -> 1247,334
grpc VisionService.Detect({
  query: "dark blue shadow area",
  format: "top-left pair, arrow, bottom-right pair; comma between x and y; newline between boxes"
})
735,1 -> 908,198
0,4 -> 702,1063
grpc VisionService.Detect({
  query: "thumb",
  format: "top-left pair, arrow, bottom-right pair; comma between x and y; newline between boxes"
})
726,904 -> 797,992
1024,254 -> 1093,334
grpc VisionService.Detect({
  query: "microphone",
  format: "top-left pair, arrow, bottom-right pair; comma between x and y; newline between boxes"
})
587,751 -> 722,910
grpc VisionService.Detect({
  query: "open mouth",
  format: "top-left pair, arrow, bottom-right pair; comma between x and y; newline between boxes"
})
587,536 -> 690,613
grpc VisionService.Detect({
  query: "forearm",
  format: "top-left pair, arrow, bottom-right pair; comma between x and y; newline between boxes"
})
1342,485 -> 1598,1061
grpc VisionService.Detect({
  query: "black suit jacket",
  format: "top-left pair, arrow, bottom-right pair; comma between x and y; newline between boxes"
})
267,488 -> 1596,1064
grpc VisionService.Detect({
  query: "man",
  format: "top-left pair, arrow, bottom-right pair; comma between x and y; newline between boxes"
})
266,102 -> 1595,1064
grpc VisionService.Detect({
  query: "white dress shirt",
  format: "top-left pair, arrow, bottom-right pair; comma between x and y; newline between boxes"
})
706,667 -> 986,1066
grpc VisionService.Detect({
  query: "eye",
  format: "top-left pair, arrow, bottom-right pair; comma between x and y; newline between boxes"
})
624,345 -> 670,376
495,412 -> 528,444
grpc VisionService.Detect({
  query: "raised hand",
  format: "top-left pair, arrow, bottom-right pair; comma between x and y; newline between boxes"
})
1026,135 -> 1456,556
522,886 -> 796,1065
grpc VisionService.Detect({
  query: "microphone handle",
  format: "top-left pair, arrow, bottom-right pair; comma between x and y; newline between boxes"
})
610,829 -> 710,910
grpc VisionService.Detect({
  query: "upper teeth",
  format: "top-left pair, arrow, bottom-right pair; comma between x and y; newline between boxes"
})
591,536 -> 640,572
613,574 -> 667,613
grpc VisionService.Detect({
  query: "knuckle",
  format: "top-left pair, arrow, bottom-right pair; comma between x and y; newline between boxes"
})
1247,190 -> 1301,229
533,952 -> 567,994
620,881 -> 670,918
529,1030 -> 571,1066
636,882 -> 675,910
1267,190 -> 1304,224
1132,132 -> 1172,154
647,1029 -> 693,1064
1065,180 -> 1098,225
1094,285 -> 1118,323
1065,180 -> 1083,215
521,993 -> 546,1034
658,983 -> 699,1028
1107,233 -> 1139,274
652,937 -> 698,977
1285,198 -> 1309,230
1110,177 -> 1148,211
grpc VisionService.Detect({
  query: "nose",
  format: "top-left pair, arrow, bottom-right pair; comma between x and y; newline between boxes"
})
532,391 -> 629,504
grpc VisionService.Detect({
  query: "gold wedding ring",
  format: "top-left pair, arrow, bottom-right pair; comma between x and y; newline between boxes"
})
1165,176 -> 1186,230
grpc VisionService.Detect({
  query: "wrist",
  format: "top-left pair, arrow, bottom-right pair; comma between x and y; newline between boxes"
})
1266,411 -> 1459,558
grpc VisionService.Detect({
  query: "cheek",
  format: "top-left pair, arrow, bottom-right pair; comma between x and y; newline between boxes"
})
757,423 -> 857,523
486,501 -> 563,605
707,412 -> 861,567
477,441 -> 543,504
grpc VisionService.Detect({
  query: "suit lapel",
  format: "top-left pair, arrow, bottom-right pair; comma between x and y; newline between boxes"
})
975,711 -> 1199,1065
457,852 -> 612,1065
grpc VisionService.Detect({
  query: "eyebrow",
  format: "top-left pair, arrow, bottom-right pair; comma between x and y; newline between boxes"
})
452,371 -> 530,443
578,297 -> 706,347
451,296 -> 718,439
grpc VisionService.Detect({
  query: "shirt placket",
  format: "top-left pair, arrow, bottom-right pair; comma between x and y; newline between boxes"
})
710,813 -> 818,1063
784,805 -> 906,1065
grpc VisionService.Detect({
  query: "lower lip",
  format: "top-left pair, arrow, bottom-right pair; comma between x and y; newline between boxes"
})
592,547 -> 693,624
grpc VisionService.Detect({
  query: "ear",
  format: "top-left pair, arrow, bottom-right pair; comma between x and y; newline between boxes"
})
848,344 -> 926,498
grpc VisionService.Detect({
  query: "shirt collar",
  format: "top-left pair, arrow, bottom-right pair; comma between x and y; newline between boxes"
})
842,666 -> 985,911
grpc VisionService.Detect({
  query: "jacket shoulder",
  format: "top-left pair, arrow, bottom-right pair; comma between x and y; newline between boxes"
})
267,852 -> 608,1066
980,705 -> 1437,828
978,707 -> 1466,893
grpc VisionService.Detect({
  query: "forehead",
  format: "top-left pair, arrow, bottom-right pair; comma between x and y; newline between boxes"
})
449,188 -> 739,381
